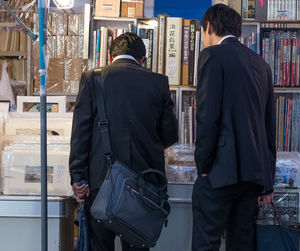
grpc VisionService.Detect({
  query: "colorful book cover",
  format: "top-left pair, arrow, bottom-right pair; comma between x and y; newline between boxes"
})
181,19 -> 190,86
95,29 -> 101,68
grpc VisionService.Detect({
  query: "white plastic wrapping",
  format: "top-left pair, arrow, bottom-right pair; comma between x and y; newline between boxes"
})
0,62 -> 15,109
166,165 -> 197,183
165,144 -> 197,183
275,152 -> 300,187
165,144 -> 195,165
4,112 -> 73,136
1,144 -> 72,196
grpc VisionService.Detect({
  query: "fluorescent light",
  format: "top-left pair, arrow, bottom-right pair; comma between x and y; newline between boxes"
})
53,0 -> 74,9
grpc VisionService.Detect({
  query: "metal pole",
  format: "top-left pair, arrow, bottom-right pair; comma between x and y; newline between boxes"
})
38,1 -> 48,251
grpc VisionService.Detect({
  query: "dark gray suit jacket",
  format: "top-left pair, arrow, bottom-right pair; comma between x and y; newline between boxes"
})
70,58 -> 178,191
195,38 -> 276,194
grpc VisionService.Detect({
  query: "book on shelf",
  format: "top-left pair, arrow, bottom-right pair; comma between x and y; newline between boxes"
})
92,24 -> 136,68
157,14 -> 168,75
0,29 -> 27,52
267,0 -> 298,20
240,31 -> 258,53
275,95 -> 300,152
165,17 -> 183,85
91,16 -> 202,86
262,30 -> 300,87
180,92 -> 196,145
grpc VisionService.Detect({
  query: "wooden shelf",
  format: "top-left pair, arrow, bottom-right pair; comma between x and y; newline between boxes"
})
243,20 -> 300,23
93,16 -> 137,22
0,51 -> 27,57
170,85 -> 197,89
274,87 -> 300,93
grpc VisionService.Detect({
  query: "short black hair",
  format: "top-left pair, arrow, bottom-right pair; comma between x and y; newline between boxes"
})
202,4 -> 242,37
109,32 -> 146,60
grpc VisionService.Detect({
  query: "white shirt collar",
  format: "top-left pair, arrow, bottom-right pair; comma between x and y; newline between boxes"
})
112,55 -> 139,64
218,35 -> 236,45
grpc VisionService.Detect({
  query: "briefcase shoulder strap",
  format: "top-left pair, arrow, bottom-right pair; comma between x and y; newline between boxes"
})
93,69 -> 113,166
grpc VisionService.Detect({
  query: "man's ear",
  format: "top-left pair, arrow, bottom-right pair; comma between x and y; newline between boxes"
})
207,21 -> 213,35
138,56 -> 145,66
109,54 -> 114,64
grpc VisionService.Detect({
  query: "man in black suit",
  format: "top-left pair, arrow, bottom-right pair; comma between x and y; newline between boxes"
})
192,4 -> 276,251
69,33 -> 178,251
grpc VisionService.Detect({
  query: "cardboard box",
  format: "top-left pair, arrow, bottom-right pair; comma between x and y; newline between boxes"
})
66,36 -> 79,58
121,0 -> 144,17
34,80 -> 63,94
34,59 -> 64,81
64,58 -> 83,81
95,0 -> 121,17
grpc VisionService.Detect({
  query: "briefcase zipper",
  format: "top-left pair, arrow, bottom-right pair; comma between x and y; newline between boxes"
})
126,185 -> 168,215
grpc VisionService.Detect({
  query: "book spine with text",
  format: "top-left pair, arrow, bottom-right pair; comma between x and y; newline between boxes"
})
157,14 -> 167,75
165,17 -> 183,85
193,31 -> 201,86
188,20 -> 197,85
181,19 -> 190,86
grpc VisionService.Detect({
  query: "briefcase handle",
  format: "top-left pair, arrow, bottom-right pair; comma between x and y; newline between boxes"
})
139,169 -> 168,191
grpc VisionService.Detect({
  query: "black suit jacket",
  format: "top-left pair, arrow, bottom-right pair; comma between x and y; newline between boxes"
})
69,58 -> 178,191
195,38 -> 276,194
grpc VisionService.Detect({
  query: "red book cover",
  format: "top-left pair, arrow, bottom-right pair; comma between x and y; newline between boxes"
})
282,38 -> 288,86
286,38 -> 291,86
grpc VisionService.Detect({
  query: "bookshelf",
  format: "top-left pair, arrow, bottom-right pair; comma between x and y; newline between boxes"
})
0,22 -> 32,96
244,19 -> 300,153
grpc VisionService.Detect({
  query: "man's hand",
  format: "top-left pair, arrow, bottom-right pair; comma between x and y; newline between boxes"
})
257,192 -> 274,207
72,182 -> 90,203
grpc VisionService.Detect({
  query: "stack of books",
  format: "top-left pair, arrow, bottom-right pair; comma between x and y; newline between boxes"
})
93,15 -> 204,86
261,31 -> 300,87
0,29 -> 27,52
276,95 -> 300,152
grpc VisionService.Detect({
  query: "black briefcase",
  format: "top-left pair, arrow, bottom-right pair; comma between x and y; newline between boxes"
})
91,161 -> 170,248
90,69 -> 170,248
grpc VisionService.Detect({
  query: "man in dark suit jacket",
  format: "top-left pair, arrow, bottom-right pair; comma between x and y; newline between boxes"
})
192,4 -> 276,251
69,33 -> 178,251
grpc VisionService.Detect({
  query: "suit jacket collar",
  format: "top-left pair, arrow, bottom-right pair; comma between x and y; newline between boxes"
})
112,58 -> 140,66
220,37 -> 240,45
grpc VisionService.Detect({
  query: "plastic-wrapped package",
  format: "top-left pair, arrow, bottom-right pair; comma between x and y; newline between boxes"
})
56,36 -> 66,58
4,112 -> 73,136
166,165 -> 197,183
52,13 -> 68,36
64,58 -> 84,81
34,80 -> 63,94
66,36 -> 79,58
47,36 -> 57,58
0,62 -> 15,110
78,14 -> 84,35
67,14 -> 79,35
257,186 -> 300,226
78,35 -> 84,58
62,80 -> 80,94
165,144 -> 195,165
1,144 -> 72,196
275,152 -> 300,187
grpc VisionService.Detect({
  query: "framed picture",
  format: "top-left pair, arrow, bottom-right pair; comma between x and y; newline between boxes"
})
17,96 -> 67,113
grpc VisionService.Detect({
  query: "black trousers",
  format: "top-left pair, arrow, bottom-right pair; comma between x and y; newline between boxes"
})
192,176 -> 261,251
85,190 -> 149,251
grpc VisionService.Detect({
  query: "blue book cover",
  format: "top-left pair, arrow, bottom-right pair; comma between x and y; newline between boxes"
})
95,29 -> 101,68
283,98 -> 288,151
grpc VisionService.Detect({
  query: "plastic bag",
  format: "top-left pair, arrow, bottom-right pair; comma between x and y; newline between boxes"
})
0,62 -> 16,110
